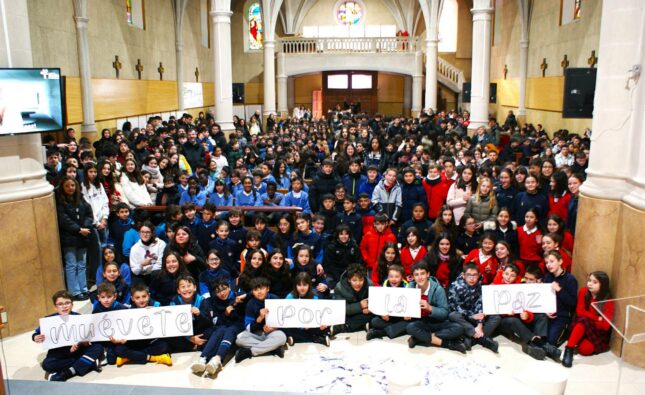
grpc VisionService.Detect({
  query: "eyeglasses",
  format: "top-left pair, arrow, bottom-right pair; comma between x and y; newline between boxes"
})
56,301 -> 72,307
140,230 -> 152,234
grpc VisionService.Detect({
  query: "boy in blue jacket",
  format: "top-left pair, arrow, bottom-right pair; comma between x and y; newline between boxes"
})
208,220 -> 241,277
406,262 -> 466,353
191,278 -> 246,376
92,283 -> 129,365
196,202 -> 218,254
235,277 -> 287,363
281,177 -> 311,214
33,291 -> 103,381
168,275 -> 211,353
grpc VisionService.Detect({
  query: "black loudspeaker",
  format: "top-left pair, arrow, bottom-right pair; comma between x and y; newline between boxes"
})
463,82 -> 471,103
563,68 -> 596,118
461,82 -> 496,103
232,83 -> 244,104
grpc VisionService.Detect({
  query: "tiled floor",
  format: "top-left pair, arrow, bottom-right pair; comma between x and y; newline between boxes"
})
2,302 -> 643,394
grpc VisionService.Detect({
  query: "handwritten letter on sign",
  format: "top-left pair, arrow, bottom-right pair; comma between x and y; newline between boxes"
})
368,287 -> 421,318
39,305 -> 193,350
265,299 -> 346,328
482,283 -> 557,315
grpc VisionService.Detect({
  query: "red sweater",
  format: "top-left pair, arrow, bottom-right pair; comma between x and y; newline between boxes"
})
492,260 -> 524,284
422,174 -> 453,219
517,226 -> 543,263
360,227 -> 397,272
562,231 -> 575,255
548,192 -> 572,223
575,288 -> 613,332
540,248 -> 572,273
400,246 -> 428,278
463,249 -> 498,284
491,278 -> 534,322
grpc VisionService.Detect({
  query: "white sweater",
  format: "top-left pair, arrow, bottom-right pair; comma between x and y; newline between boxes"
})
129,238 -> 167,275
81,183 -> 109,225
120,173 -> 153,208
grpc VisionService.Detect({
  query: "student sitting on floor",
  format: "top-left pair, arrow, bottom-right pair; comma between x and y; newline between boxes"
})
33,290 -> 103,381
113,283 -> 172,367
366,265 -> 412,340
191,278 -> 246,376
332,264 -> 373,335
406,262 -> 467,353
235,277 -> 287,363
448,263 -> 500,352
284,272 -> 331,347
168,275 -> 210,353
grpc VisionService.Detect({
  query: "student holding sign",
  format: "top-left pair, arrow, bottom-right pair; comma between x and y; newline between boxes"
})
32,291 -> 104,381
283,272 -> 331,346
332,264 -> 374,335
448,263 -> 500,352
405,262 -> 467,353
367,265 -> 412,340
544,250 -> 578,348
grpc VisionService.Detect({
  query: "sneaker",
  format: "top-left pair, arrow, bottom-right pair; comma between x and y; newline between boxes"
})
365,322 -> 370,332
522,342 -> 546,360
408,336 -> 418,349
78,292 -> 90,301
47,372 -> 66,382
366,329 -> 385,341
205,356 -> 222,375
329,324 -> 344,337
478,337 -> 499,353
235,347 -> 253,364
150,353 -> 172,366
190,357 -> 207,374
273,347 -> 285,358
72,293 -> 86,302
287,336 -> 295,347
314,335 -> 331,347
463,337 -> 473,351
543,343 -> 562,362
116,357 -> 130,367
442,339 -> 467,354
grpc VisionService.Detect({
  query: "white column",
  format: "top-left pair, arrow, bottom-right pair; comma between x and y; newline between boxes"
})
210,1 -> 234,132
72,0 -> 96,134
0,0 -> 53,201
403,75 -> 412,115
287,76 -> 295,111
518,39 -> 528,116
173,0 -> 188,111
468,0 -> 494,131
263,40 -> 276,117
581,0 -> 645,210
276,51 -> 287,116
412,51 -> 424,116
425,38 -> 438,112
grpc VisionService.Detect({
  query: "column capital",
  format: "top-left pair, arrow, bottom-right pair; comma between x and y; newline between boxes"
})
73,16 -> 89,28
210,10 -> 233,23
520,39 -> 529,48
264,40 -> 276,48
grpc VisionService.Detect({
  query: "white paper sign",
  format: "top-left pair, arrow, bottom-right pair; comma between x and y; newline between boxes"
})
183,82 -> 204,109
482,283 -> 557,315
368,287 -> 421,318
265,299 -> 346,328
38,305 -> 193,350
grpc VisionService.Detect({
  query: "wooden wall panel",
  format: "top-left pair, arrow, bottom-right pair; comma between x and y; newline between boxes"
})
377,73 -> 404,103
202,83 -> 214,108
526,76 -> 564,112
496,79 -> 520,108
244,82 -> 264,104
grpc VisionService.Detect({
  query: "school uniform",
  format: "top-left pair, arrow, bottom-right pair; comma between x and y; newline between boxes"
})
323,238 -> 362,289
360,227 -> 397,278
463,249 -> 498,285
209,237 -> 241,277
92,301 -> 128,364
149,271 -> 182,306
228,223 -> 248,253
33,312 -> 103,380
234,189 -> 260,207
257,227 -> 275,250
343,172 -> 367,198
369,280 -> 411,339
168,293 -> 210,352
293,231 -> 323,262
181,217 -> 202,236
512,191 -> 548,226
333,271 -> 374,333
293,260 -> 329,298
198,267 -> 233,298
517,225 -> 543,268
400,178 -> 427,224
199,291 -> 245,361
567,288 -> 613,355
400,246 -> 428,278
196,219 -> 218,255
281,190 -> 311,214
544,270 -> 578,345
236,294 -> 287,356
491,224 -> 519,256
108,217 -> 133,259
91,277 -> 130,305
179,188 -> 208,207
283,293 -> 329,343
456,231 -> 480,256
208,192 -> 233,208
115,303 -> 170,364
398,219 -> 435,247
319,208 -> 340,234
337,210 -> 363,243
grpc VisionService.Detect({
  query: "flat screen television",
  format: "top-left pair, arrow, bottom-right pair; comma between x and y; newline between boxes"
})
0,68 -> 65,135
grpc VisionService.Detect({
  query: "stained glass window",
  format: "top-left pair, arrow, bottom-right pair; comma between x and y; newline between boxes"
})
336,1 -> 363,26
248,2 -> 263,50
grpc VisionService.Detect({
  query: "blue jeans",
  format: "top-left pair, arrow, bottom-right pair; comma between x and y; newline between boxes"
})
63,247 -> 88,296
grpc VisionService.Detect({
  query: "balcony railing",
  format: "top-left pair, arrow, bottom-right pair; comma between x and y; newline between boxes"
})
437,57 -> 465,92
278,37 -> 419,54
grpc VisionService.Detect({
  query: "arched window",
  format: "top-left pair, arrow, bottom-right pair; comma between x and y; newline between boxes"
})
438,0 -> 457,52
248,2 -> 264,50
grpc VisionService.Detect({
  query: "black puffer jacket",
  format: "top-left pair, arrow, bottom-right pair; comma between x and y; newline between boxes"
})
308,170 -> 341,212
323,238 -> 362,281
57,200 -> 94,248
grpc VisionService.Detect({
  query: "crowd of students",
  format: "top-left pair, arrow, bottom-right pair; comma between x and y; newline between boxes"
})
36,109 -> 613,382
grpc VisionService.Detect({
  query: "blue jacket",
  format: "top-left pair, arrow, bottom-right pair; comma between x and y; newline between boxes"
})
92,300 -> 128,313
337,211 -> 363,242
495,185 -> 517,211
256,191 -> 284,207
275,174 -> 291,190
109,217 -> 133,253
208,193 -> 233,207
398,218 -> 435,246
512,191 -> 549,225
198,267 -> 233,298
149,271 -> 181,306
170,293 -> 210,335
342,172 -> 367,198
234,189 -> 260,206
358,178 -> 381,199
292,231 -> 323,262
208,237 -> 240,276
179,188 -> 208,207
121,228 -> 140,258
196,219 -> 218,255
282,191 -> 311,214
400,178 -> 427,224
244,294 -> 280,332
201,290 -> 245,328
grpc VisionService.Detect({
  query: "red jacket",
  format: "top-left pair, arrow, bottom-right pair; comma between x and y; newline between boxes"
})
360,227 -> 397,272
562,231 -> 574,255
422,174 -> 453,219
517,226 -> 543,263
400,246 -> 428,278
463,249 -> 498,284
548,192 -> 572,223
575,288 -> 612,332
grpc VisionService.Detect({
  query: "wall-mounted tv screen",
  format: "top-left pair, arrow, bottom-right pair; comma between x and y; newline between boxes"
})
0,68 -> 65,135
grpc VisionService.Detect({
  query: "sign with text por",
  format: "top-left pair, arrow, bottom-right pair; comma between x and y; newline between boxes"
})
482,283 -> 557,315
368,286 -> 421,318
265,299 -> 346,328
39,305 -> 193,350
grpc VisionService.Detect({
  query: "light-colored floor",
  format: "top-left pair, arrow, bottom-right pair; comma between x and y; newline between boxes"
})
2,302 -> 644,394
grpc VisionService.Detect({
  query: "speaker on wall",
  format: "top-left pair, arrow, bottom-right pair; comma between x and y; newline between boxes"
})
232,83 -> 245,104
461,82 -> 496,103
563,68 -> 596,118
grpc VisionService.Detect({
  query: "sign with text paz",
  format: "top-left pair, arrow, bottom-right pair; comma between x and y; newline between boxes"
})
482,283 -> 557,315
39,305 -> 193,350
265,299 -> 346,328
368,287 -> 422,318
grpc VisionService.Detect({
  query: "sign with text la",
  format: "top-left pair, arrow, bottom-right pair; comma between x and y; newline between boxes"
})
265,299 -> 346,328
482,283 -> 557,315
368,287 -> 421,318
39,305 -> 193,350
